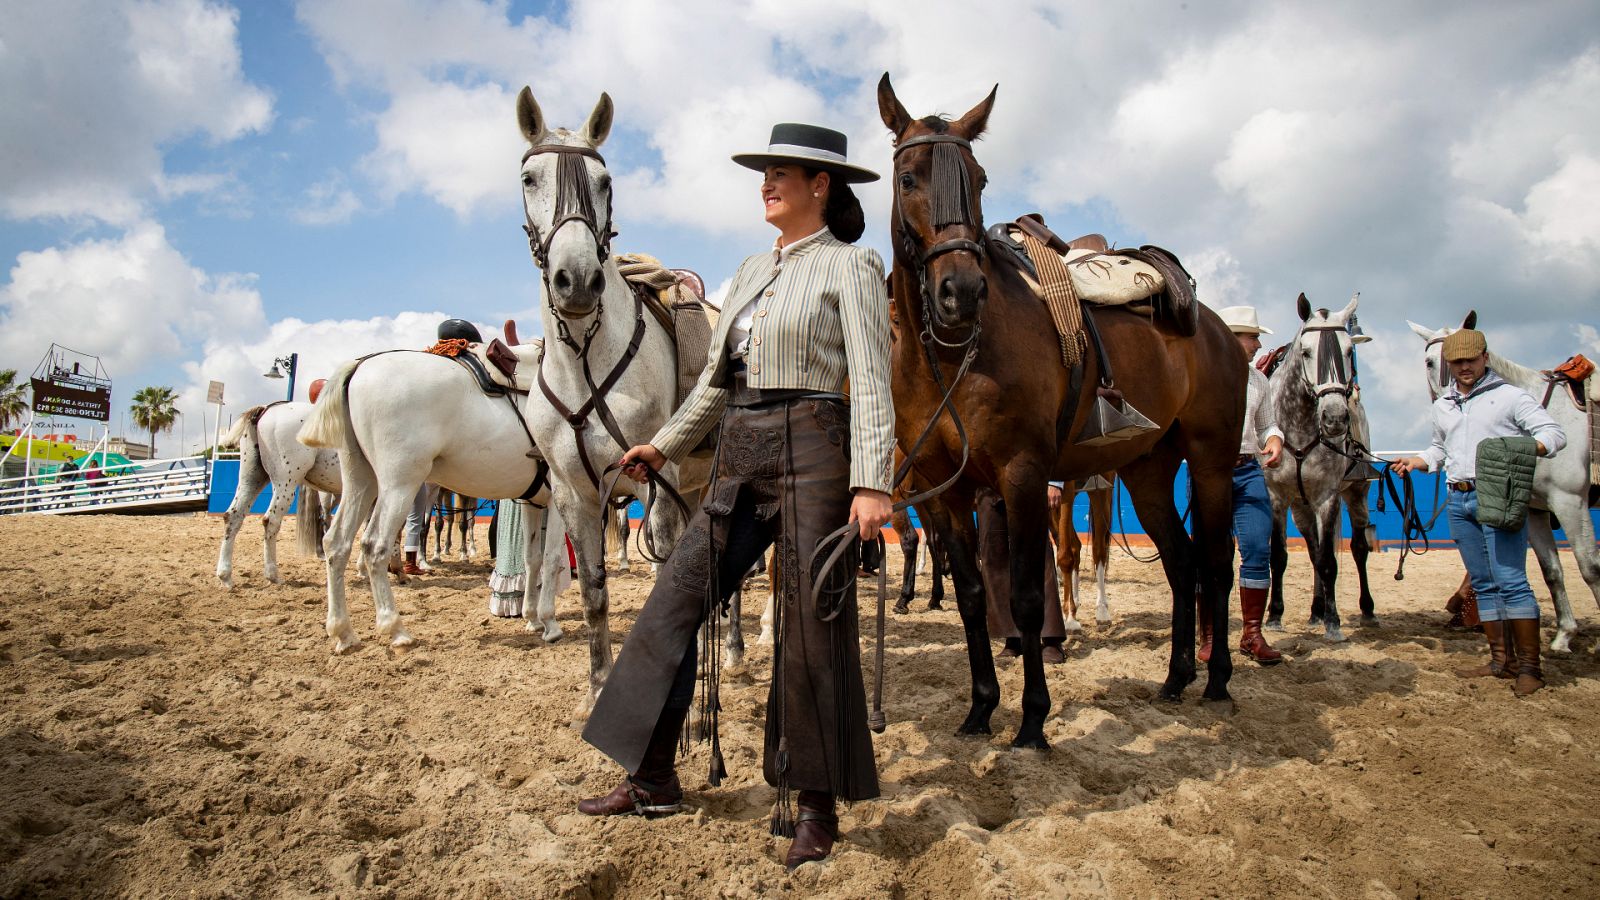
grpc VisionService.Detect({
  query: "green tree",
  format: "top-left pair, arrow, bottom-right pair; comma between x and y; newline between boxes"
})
129,386 -> 179,458
0,369 -> 29,431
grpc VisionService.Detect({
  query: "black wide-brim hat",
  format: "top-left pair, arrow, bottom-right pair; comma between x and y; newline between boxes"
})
732,122 -> 880,184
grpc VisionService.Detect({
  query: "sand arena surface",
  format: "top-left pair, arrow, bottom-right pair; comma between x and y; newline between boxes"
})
2,513 -> 1599,897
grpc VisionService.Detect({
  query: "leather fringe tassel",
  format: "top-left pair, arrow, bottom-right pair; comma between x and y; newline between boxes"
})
930,142 -> 974,230
770,406 -> 796,838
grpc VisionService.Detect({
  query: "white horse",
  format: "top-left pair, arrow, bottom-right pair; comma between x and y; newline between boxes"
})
514,87 -> 714,708
1262,293 -> 1376,643
1408,311 -> 1599,653
298,349 -> 569,652
216,402 -> 340,588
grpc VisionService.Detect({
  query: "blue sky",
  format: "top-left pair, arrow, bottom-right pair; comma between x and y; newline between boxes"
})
2,0 -> 1598,452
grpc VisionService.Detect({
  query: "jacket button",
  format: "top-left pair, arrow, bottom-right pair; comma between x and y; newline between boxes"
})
750,364 -> 760,374
764,290 -> 774,298
752,336 -> 761,346
757,309 -> 768,317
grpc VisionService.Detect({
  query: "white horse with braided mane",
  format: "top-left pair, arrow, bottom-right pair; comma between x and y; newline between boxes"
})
216,402 -> 339,588
514,87 -> 713,711
1409,311 -> 1599,653
297,344 -> 570,653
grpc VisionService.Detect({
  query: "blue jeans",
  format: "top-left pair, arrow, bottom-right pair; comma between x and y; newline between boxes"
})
1232,460 -> 1272,590
1447,488 -> 1539,622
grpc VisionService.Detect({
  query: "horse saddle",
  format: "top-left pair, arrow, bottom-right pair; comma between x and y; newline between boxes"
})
440,338 -> 540,396
617,254 -> 717,410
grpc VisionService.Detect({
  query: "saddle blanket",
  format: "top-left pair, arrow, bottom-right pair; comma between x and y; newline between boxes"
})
617,252 -> 715,408
1007,227 -> 1166,307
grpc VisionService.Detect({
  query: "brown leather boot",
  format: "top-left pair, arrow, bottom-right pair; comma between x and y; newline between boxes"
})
402,550 -> 425,577
1195,593 -> 1213,663
1238,586 -> 1283,665
1454,620 -> 1515,679
578,706 -> 685,817
1508,618 -> 1544,696
1444,575 -> 1479,630
784,790 -> 838,870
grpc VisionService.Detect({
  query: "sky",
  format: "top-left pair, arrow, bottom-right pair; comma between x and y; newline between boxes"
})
2,0 -> 1597,454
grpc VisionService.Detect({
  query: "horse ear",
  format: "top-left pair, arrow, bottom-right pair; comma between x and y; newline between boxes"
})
582,92 -> 614,147
1338,292 -> 1359,321
1296,293 -> 1311,322
1462,309 -> 1477,330
877,72 -> 912,138
1407,320 -> 1435,341
953,84 -> 999,140
516,86 -> 546,145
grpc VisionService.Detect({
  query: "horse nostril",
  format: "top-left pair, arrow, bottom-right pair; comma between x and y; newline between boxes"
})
553,269 -> 572,291
587,270 -> 605,295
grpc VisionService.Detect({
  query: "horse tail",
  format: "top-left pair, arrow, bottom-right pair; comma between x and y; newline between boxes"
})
220,406 -> 263,449
296,485 -> 327,558
297,359 -> 359,449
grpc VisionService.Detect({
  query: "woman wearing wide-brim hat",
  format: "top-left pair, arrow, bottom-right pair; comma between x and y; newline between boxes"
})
578,123 -> 894,870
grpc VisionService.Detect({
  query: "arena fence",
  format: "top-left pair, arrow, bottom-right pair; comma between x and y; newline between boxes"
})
0,456 -> 210,516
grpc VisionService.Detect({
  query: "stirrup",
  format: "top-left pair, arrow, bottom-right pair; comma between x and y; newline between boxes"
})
627,785 -> 683,817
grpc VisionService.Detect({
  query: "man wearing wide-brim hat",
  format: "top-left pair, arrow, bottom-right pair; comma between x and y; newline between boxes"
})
1215,305 -> 1286,665
1393,328 -> 1566,695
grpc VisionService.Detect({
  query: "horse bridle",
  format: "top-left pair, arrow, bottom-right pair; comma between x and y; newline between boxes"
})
521,142 -> 688,574
1297,323 -> 1354,400
892,133 -> 988,350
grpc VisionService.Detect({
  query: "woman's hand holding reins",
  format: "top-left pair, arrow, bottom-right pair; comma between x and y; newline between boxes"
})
620,444 -> 666,484
849,488 -> 892,541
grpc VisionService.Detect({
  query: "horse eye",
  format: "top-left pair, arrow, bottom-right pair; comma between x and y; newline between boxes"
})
979,174 -> 989,191
597,174 -> 612,190
899,172 -> 915,191
521,173 -> 534,187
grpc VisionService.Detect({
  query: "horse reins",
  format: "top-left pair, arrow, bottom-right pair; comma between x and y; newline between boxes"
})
806,130 -> 994,734
523,143 -> 690,578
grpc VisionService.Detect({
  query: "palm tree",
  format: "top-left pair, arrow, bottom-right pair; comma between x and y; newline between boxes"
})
129,386 -> 179,458
0,369 -> 29,431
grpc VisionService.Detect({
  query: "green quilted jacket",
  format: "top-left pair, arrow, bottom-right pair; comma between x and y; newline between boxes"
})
1474,436 -> 1539,530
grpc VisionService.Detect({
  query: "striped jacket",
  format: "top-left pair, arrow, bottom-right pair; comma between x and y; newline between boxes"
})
651,230 -> 895,493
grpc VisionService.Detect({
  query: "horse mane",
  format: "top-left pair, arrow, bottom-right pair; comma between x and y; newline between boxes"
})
1488,351 -> 1542,389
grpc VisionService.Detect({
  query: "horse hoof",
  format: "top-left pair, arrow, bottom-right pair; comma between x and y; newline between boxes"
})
1324,626 -> 1347,643
955,712 -> 993,736
329,632 -> 361,654
1010,734 -> 1051,751
1156,685 -> 1185,703
264,570 -> 282,585
218,574 -> 234,590
927,601 -> 944,611
892,602 -> 910,615
1263,621 -> 1284,632
1063,619 -> 1083,633
1549,634 -> 1573,655
1361,614 -> 1381,627
1095,613 -> 1113,626
1308,616 -> 1324,628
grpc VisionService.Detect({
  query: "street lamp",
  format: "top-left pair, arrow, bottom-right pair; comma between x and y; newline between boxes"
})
263,353 -> 299,402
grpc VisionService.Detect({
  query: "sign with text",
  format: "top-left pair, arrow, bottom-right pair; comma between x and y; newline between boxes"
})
207,381 -> 225,404
31,378 -> 111,421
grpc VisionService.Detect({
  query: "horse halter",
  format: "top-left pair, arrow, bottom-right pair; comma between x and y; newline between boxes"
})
1296,323 -> 1355,400
892,133 -> 987,349
522,143 -> 612,269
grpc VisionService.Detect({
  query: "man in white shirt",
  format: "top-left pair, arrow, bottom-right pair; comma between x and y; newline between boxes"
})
1218,307 -> 1286,665
1393,328 -> 1566,695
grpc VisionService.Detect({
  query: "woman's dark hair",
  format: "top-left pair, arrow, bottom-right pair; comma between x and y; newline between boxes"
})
804,167 -> 865,243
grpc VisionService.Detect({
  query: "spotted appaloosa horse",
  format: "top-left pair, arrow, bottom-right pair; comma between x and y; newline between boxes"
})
880,75 -> 1246,749
216,402 -> 339,589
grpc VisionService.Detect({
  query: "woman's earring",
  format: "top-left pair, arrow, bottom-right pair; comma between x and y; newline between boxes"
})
813,193 -> 820,198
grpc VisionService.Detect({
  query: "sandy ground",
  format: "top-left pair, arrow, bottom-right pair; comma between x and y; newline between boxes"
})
2,513 -> 1599,898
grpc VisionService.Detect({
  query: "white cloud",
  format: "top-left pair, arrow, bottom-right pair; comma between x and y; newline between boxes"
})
0,0 -> 273,224
0,223 -> 266,379
293,176 -> 363,226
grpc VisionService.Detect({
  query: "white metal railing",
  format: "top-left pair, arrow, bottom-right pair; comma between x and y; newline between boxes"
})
0,456 -> 210,516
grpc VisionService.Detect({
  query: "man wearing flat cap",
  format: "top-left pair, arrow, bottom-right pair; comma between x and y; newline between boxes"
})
1393,328 -> 1565,694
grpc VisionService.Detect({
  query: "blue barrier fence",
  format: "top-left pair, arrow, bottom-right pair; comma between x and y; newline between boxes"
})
208,459 -> 1598,546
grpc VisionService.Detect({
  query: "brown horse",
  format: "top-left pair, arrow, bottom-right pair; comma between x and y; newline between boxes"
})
878,75 -> 1247,748
1052,475 -> 1115,630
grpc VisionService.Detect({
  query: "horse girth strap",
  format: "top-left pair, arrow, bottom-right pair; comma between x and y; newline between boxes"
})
1014,230 -> 1086,369
538,286 -> 649,488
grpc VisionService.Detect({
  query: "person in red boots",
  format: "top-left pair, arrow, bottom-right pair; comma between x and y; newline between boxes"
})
1217,306 -> 1285,665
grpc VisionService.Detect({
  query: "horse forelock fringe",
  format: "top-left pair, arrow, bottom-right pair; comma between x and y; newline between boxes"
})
930,142 -> 974,229
918,115 -> 951,133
